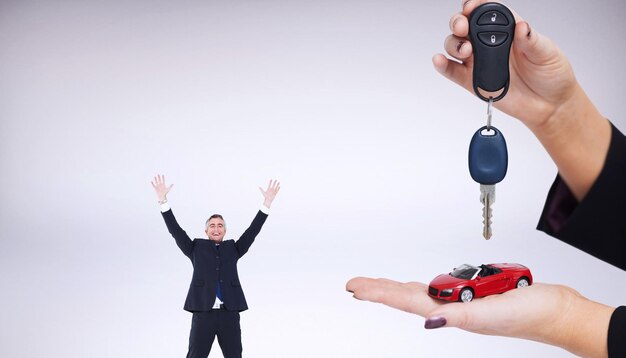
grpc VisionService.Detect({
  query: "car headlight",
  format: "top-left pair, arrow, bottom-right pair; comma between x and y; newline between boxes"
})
440,289 -> 454,297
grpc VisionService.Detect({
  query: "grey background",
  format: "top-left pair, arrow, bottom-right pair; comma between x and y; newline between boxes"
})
1,0 -> 625,357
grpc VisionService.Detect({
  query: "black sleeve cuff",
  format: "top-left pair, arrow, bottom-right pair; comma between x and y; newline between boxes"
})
536,123 -> 626,271
608,306 -> 626,358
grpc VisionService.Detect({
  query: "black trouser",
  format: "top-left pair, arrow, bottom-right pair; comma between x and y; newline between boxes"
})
187,309 -> 242,358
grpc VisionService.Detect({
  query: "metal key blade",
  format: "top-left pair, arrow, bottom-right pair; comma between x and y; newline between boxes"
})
480,184 -> 496,240
483,198 -> 492,239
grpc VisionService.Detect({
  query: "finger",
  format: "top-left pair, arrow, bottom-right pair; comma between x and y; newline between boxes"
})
346,277 -> 437,316
462,0 -> 499,17
444,34 -> 473,61
461,0 -> 484,16
348,277 -> 427,315
424,301 -> 481,331
513,21 -> 558,66
462,0 -> 524,23
259,187 -> 265,195
432,53 -> 473,93
449,13 -> 469,38
423,295 -> 530,335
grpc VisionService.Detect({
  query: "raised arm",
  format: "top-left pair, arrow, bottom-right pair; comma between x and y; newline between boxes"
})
235,180 -> 281,257
151,174 -> 193,259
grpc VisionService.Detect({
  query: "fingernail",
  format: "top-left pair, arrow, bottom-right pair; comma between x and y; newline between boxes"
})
424,317 -> 447,329
456,41 -> 464,54
525,22 -> 532,38
451,16 -> 460,30
352,295 -> 362,301
462,0 -> 472,10
346,289 -> 354,293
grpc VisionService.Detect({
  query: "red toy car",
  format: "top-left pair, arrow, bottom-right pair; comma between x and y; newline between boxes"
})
428,263 -> 532,302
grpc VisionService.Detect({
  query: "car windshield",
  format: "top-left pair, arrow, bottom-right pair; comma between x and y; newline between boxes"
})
450,264 -> 479,280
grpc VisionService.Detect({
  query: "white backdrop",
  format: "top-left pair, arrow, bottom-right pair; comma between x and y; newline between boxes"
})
1,1 -> 625,357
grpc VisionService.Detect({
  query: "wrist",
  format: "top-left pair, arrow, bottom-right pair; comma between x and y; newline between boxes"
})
557,292 -> 612,358
530,83 -> 590,138
158,198 -> 168,204
263,199 -> 272,208
527,84 -> 611,200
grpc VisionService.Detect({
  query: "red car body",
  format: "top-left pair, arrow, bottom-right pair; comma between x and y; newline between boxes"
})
428,263 -> 533,302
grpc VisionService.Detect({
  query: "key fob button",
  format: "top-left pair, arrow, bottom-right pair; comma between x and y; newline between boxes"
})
477,11 -> 509,25
478,32 -> 508,47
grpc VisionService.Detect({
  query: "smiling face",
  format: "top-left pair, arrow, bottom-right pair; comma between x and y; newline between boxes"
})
205,215 -> 226,243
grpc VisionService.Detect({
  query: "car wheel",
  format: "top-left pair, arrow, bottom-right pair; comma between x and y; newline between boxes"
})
459,288 -> 474,302
516,277 -> 530,288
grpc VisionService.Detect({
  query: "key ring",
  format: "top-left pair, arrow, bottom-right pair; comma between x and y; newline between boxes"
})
486,97 -> 493,131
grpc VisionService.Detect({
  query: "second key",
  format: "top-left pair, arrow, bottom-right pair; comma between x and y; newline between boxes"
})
468,125 -> 508,239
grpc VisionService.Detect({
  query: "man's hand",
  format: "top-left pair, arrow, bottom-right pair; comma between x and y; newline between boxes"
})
259,179 -> 280,208
346,277 -> 613,357
151,174 -> 173,202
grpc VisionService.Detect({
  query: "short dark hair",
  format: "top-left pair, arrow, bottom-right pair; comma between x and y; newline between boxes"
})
205,214 -> 226,229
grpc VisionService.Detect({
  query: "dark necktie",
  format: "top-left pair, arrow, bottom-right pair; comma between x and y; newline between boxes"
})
216,244 -> 223,301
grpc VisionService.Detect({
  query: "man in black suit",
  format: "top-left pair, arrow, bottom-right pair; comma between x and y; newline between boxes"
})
151,175 -> 280,358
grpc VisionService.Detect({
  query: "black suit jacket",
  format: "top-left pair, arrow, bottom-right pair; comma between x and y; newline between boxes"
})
537,122 -> 625,357
162,209 -> 268,312
537,122 -> 626,271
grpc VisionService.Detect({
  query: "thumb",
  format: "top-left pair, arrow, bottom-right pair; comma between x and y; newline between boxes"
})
425,298 -> 505,332
514,21 -> 559,65
424,297 -> 515,335
424,302 -> 476,330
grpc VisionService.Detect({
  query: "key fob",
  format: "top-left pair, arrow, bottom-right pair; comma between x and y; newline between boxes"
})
468,126 -> 508,185
468,2 -> 515,102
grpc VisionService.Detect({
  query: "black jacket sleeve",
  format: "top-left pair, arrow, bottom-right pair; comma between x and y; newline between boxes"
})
161,209 -> 194,260
536,122 -> 626,271
537,123 -> 626,355
608,306 -> 626,358
234,210 -> 268,258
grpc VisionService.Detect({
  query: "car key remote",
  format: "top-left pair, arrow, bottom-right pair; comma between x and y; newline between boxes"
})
468,125 -> 508,240
468,2 -> 515,102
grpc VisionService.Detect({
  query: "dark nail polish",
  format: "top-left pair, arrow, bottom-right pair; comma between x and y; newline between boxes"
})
424,317 -> 447,329
462,0 -> 472,10
346,289 -> 354,293
526,23 -> 532,38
